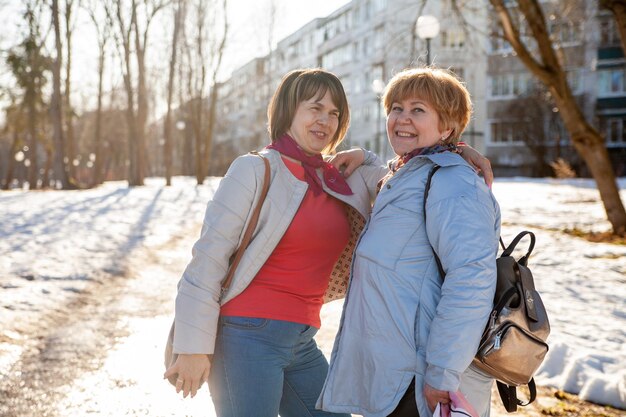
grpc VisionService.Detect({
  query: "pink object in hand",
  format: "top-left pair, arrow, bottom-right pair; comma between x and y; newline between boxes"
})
433,390 -> 479,417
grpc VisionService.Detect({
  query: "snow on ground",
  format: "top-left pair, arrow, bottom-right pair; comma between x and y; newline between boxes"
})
1,176 -> 625,410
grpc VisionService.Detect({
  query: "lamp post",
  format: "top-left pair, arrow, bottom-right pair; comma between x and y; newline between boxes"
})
371,79 -> 385,156
415,15 -> 440,66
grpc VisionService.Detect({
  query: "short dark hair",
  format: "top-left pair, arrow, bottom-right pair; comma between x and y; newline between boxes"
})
267,68 -> 350,153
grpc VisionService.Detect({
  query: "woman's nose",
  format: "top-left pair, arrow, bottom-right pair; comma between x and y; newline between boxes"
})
398,112 -> 411,123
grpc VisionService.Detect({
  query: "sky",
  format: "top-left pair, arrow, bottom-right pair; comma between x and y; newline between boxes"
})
1,175 -> 625,412
223,0 -> 351,77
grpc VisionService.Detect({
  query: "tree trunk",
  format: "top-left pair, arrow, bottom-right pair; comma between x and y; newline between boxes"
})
64,0 -> 76,184
93,46 -> 105,185
51,0 -> 71,189
553,93 -> 626,235
490,0 -> 626,235
2,129 -> 20,190
203,84 -> 219,177
164,0 -> 183,186
193,100 -> 203,184
202,0 -> 228,180
42,145 -> 53,188
26,102 -> 38,189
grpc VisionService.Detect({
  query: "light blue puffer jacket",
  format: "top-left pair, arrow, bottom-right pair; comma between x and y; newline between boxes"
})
317,152 -> 501,417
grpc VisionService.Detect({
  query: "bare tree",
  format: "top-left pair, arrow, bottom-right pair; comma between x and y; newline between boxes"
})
85,0 -> 112,185
201,0 -> 228,184
50,0 -> 72,189
2,102 -> 26,190
488,0 -> 626,235
7,2 -> 51,190
499,90 -> 577,177
176,0 -> 228,185
163,0 -> 184,186
111,0 -> 167,186
63,0 -> 79,183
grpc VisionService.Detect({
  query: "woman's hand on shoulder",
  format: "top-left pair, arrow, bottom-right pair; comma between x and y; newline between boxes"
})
458,144 -> 494,187
329,148 -> 365,178
164,353 -> 212,398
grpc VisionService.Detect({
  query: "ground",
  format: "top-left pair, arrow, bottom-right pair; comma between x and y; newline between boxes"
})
0,222 -> 622,417
1,178 -> 625,416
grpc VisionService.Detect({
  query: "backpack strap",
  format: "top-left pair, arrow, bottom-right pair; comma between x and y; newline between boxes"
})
496,379 -> 537,413
424,165 -> 446,279
502,231 -> 539,321
501,230 -> 535,266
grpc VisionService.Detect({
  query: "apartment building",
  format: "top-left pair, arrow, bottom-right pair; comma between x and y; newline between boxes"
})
596,8 -> 626,176
485,0 -> 626,176
216,0 -> 490,161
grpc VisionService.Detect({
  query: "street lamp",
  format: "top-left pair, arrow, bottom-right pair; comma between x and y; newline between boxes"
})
371,79 -> 385,156
415,15 -> 440,66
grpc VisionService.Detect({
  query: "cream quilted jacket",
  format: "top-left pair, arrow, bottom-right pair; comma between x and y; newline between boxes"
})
173,148 -> 385,355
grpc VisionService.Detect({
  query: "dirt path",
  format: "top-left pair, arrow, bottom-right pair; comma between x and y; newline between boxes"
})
0,225 -> 198,417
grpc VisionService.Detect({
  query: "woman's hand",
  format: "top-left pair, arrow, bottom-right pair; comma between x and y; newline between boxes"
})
164,353 -> 212,398
423,383 -> 450,412
329,148 -> 366,178
458,144 -> 494,187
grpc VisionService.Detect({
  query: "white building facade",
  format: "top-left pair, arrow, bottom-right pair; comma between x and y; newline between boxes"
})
216,0 -> 490,161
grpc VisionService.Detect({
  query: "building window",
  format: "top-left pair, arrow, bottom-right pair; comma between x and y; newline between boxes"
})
600,116 -> 626,145
490,35 -> 513,54
599,16 -> 621,47
321,44 -> 352,69
441,29 -> 465,49
374,25 -> 384,50
489,121 -> 527,143
371,65 -> 384,89
598,68 -> 626,97
548,20 -> 583,46
372,0 -> 387,13
489,73 -> 533,98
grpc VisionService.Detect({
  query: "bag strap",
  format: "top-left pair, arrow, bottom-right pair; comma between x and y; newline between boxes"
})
496,378 -> 537,413
220,152 -> 271,296
501,230 -> 535,266
424,165 -> 446,279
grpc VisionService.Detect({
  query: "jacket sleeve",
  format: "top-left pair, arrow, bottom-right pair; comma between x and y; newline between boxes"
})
173,154 -> 263,354
354,150 -> 388,200
423,166 -> 500,391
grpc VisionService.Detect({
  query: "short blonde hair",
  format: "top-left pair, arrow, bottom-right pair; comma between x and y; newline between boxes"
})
382,68 -> 472,144
267,68 -> 350,154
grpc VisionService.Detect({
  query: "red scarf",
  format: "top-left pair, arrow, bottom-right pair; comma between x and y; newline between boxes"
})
266,134 -> 353,196
377,143 -> 457,193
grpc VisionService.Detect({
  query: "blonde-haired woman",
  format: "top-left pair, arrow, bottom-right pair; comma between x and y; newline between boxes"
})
318,67 -> 500,417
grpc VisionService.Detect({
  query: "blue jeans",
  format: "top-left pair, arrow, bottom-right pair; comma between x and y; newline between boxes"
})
209,316 -> 349,417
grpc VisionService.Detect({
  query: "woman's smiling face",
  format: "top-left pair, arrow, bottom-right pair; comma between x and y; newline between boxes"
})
287,90 -> 340,155
386,97 -> 451,156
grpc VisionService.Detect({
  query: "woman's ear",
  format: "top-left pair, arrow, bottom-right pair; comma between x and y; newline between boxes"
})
440,128 -> 454,142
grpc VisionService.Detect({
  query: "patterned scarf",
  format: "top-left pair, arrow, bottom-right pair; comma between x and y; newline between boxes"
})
377,143 -> 457,193
266,134 -> 353,196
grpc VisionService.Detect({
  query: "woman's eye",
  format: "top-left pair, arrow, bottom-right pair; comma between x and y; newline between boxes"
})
413,107 -> 425,113
392,106 -> 402,112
